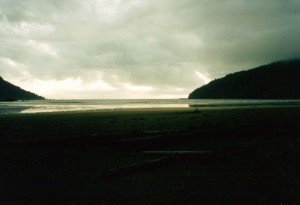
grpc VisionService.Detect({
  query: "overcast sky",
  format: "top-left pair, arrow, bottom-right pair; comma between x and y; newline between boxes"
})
0,0 -> 300,99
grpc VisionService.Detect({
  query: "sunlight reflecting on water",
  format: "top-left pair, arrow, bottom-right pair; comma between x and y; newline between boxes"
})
1,99 -> 300,114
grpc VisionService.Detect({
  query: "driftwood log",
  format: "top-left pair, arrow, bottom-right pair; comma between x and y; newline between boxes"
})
102,156 -> 172,179
142,150 -> 212,156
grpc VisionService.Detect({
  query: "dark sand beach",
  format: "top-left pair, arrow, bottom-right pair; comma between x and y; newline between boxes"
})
1,106 -> 300,204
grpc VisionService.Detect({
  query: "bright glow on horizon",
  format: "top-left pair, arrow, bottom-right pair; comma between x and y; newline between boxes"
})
5,77 -> 187,99
123,83 -> 153,92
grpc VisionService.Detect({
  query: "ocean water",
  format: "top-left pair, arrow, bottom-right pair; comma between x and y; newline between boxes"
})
0,99 -> 300,114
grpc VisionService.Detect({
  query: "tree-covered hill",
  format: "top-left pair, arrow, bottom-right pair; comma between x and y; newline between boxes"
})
189,59 -> 300,99
0,76 -> 45,101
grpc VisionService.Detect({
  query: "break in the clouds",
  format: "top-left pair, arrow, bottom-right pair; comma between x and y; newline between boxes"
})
0,0 -> 300,99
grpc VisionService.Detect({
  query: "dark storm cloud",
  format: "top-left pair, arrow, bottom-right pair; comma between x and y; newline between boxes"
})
0,0 -> 299,98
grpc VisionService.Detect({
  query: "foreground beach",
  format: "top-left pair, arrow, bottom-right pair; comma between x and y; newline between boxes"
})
1,106 -> 300,204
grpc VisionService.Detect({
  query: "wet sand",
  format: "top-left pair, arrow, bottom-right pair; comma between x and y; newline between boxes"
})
1,106 -> 300,204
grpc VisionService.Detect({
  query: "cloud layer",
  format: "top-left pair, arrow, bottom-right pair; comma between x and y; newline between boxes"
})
1,0 -> 300,98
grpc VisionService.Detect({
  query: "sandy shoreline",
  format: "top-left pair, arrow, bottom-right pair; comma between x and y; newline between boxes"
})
1,105 -> 299,141
1,106 -> 300,204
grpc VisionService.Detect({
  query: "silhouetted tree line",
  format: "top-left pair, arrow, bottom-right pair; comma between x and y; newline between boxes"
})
189,59 -> 300,99
0,76 -> 44,101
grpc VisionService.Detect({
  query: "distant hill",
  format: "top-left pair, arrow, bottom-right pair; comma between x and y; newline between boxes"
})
189,59 -> 300,99
0,76 -> 45,101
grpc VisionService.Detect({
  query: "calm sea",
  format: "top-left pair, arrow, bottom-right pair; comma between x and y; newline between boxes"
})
0,99 -> 300,114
